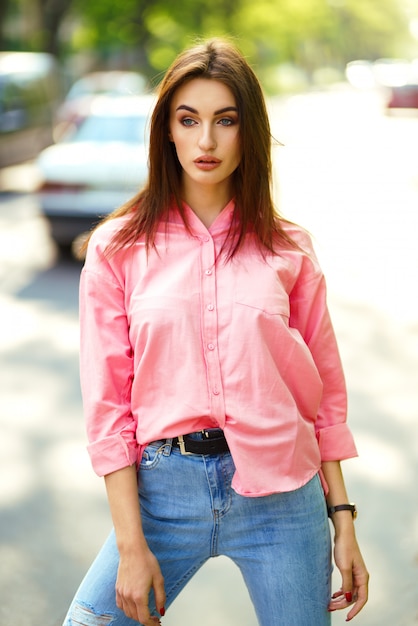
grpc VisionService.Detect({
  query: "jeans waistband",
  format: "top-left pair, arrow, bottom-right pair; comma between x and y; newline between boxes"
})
151,429 -> 229,456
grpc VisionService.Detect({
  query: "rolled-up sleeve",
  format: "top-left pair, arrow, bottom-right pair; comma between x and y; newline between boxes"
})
289,237 -> 358,462
79,236 -> 138,476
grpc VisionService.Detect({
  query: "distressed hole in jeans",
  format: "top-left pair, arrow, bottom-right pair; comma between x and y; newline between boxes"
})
68,601 -> 115,625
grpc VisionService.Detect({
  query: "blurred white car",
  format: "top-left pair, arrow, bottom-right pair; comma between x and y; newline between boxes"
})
54,71 -> 148,139
36,95 -> 154,254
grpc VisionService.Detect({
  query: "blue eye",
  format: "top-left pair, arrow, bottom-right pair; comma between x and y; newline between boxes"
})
218,118 -> 234,126
181,117 -> 196,126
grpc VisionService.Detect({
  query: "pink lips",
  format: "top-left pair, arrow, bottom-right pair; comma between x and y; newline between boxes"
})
194,155 -> 221,170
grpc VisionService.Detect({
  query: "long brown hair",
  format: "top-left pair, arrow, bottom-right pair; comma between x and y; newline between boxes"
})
101,38 -> 296,258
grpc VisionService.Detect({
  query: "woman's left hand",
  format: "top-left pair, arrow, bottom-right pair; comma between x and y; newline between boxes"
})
328,529 -> 369,621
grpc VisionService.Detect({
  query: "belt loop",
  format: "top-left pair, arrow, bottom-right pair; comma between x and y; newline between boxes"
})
162,438 -> 173,456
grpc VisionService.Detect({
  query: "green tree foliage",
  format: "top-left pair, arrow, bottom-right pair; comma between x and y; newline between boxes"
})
1,0 -> 414,89
68,0 -> 412,90
69,0 -> 241,78
235,0 -> 410,69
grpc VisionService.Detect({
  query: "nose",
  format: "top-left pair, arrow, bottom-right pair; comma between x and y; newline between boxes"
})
198,123 -> 216,151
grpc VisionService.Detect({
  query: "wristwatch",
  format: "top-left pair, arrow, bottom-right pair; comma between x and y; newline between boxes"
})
327,503 -> 357,520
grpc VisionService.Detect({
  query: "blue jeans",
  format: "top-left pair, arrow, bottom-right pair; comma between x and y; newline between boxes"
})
63,440 -> 332,626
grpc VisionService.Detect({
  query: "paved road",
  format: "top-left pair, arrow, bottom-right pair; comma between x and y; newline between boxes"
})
0,87 -> 417,625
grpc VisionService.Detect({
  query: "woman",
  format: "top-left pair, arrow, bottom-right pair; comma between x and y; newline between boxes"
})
64,38 -> 369,626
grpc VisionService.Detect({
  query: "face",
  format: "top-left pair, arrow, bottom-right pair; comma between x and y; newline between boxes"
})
169,78 -> 241,197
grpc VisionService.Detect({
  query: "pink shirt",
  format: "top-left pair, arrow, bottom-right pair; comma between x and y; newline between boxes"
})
80,200 -> 357,496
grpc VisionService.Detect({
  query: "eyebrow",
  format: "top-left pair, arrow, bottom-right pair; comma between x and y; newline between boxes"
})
176,104 -> 238,115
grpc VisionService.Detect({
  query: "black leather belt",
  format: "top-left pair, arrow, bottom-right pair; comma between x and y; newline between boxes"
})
173,429 -> 229,455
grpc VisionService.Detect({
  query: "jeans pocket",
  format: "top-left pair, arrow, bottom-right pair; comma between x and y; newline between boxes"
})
139,443 -> 165,471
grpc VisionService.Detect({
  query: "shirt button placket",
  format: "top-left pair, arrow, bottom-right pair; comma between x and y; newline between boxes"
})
200,235 -> 224,425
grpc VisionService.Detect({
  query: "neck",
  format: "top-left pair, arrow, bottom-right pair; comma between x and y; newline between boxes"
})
181,179 -> 232,229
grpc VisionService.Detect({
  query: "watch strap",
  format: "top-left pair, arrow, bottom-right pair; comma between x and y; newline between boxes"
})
327,503 -> 357,519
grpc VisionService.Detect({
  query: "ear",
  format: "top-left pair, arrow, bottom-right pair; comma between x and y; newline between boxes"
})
168,131 -> 174,142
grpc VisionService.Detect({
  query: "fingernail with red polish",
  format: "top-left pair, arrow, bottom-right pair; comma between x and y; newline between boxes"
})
159,607 -> 166,617
345,592 -> 353,602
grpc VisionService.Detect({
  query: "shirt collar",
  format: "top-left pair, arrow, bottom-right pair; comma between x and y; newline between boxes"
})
168,198 -> 235,236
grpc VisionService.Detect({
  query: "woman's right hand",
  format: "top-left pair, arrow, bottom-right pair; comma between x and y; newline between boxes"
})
115,545 -> 166,625
104,465 -> 166,625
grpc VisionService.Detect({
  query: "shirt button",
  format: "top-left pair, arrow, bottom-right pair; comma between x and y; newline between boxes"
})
207,343 -> 215,351
212,389 -> 220,396
207,303 -> 214,311
203,236 -> 210,242
205,269 -> 212,276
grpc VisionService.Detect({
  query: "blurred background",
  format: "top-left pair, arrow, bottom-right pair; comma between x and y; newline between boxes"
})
1,1 -> 418,625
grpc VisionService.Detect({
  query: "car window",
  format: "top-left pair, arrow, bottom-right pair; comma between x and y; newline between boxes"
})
70,115 -> 147,144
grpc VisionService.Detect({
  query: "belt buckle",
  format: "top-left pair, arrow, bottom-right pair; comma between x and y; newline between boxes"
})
177,434 -> 193,455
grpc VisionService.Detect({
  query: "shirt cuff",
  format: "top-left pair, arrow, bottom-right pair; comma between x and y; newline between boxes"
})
317,423 -> 358,462
87,433 -> 139,476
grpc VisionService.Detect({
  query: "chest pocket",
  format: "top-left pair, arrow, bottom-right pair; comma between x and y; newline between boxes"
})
234,292 -> 290,318
233,263 -> 290,319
